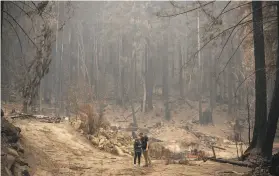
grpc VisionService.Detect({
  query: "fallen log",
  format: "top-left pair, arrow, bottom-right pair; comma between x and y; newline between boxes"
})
212,146 -> 226,150
8,113 -> 62,123
9,114 -> 36,119
203,157 -> 254,168
69,165 -> 92,170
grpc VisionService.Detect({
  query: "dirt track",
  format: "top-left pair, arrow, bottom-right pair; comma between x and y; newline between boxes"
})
15,119 -> 250,176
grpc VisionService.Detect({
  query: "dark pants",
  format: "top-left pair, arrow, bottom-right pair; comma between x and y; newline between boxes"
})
134,152 -> 141,165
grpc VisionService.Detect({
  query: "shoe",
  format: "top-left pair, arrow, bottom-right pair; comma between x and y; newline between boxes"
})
134,164 -> 137,167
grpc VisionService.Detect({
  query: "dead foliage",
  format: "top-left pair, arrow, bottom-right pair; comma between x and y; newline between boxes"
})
76,103 -> 110,135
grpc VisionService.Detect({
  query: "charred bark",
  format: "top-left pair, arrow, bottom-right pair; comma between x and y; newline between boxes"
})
249,1 -> 268,151
262,3 -> 279,159
163,35 -> 170,120
178,41 -> 184,99
145,38 -> 153,111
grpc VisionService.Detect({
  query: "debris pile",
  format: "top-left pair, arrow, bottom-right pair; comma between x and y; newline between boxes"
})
149,141 -> 187,160
87,127 -> 133,156
190,131 -> 219,147
1,112 -> 30,176
70,104 -> 133,156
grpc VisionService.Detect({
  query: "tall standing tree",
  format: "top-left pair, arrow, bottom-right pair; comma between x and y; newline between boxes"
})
145,37 -> 154,111
249,1 -> 267,152
178,40 -> 184,99
163,33 -> 170,120
261,2 -> 279,159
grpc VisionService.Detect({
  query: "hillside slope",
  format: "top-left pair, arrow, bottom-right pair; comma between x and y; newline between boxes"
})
12,119 -> 250,176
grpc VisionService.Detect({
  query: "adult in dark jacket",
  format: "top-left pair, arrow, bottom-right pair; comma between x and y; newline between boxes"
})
134,135 -> 142,166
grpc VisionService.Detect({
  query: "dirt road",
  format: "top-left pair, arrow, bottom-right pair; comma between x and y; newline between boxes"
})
15,119 -> 250,176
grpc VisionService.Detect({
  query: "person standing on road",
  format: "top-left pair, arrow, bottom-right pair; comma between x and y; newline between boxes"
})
134,135 -> 142,167
139,132 -> 151,167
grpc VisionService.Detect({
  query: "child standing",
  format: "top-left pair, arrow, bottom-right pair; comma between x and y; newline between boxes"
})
134,136 -> 142,167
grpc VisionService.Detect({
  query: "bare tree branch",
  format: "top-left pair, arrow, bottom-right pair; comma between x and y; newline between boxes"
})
216,1 -> 231,20
233,68 -> 271,99
8,1 -> 37,34
197,1 -> 218,21
3,18 -> 23,54
179,19 -> 252,73
216,18 -> 277,82
157,1 -> 215,17
169,1 -> 186,9
179,3 -> 276,74
221,2 -> 251,15
3,10 -> 38,50
31,1 -> 37,9
18,1 -> 54,19
205,1 -> 231,32
210,19 -> 276,103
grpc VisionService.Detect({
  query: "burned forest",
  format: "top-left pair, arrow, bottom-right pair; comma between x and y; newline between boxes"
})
1,1 -> 279,176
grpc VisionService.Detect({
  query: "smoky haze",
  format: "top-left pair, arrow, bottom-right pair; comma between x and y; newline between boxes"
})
2,2 -> 279,175
1,1 -> 276,124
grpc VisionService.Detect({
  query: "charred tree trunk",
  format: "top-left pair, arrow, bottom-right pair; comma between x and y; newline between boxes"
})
131,101 -> 137,127
110,44 -> 118,104
262,3 -> 279,159
115,36 -> 122,105
55,2 -> 60,110
209,47 -> 216,111
1,2 -> 4,33
141,46 -> 146,113
59,3 -> 65,114
246,86 -> 251,144
145,38 -> 153,111
23,101 -> 28,113
221,71 -> 226,104
120,67 -> 125,104
197,10 -> 203,124
178,41 -> 184,99
134,51 -> 137,95
228,44 -> 233,115
171,55 -> 175,79
163,35 -> 170,120
249,1 -> 267,151
131,50 -> 136,97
